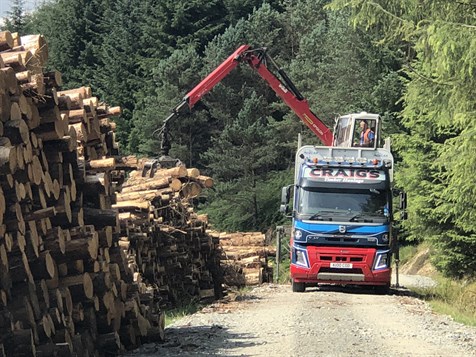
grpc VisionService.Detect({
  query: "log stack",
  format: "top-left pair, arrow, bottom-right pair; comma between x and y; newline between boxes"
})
0,30 -> 205,356
209,231 -> 275,287
115,162 -> 222,307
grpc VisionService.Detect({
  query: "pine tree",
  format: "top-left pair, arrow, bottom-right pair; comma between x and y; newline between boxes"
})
2,0 -> 31,34
328,0 -> 476,277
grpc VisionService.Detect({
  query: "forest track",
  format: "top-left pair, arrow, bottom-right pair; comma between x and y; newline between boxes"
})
130,275 -> 476,357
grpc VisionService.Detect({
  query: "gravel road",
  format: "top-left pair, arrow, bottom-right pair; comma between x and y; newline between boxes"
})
130,275 -> 476,357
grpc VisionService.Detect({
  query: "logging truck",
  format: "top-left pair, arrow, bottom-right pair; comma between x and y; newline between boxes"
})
281,117 -> 406,292
159,45 -> 406,292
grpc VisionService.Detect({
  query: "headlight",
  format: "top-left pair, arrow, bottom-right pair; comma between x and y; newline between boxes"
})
294,229 -> 303,239
374,250 -> 391,270
292,246 -> 309,268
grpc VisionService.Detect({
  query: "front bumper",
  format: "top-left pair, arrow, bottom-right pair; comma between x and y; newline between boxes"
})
290,246 -> 391,286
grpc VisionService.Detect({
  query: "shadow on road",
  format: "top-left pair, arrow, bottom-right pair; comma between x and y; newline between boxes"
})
129,324 -> 260,356
302,284 -> 420,297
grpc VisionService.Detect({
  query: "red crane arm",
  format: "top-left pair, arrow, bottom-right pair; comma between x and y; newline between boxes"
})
186,45 -> 252,107
165,45 -> 333,146
241,51 -> 333,146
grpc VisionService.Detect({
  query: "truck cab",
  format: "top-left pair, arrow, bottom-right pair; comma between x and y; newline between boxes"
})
282,138 -> 396,292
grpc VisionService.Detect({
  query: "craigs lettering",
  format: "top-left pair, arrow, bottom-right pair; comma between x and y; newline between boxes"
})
310,168 -> 381,179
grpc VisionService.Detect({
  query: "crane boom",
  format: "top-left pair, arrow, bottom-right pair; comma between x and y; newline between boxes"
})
159,45 -> 334,150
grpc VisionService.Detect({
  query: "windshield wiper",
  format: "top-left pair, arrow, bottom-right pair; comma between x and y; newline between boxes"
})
349,214 -> 373,223
307,210 -> 335,221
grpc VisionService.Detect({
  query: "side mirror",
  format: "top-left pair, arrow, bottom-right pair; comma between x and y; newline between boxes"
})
280,185 -> 292,214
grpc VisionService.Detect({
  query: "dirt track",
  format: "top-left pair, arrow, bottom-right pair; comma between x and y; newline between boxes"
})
130,276 -> 476,357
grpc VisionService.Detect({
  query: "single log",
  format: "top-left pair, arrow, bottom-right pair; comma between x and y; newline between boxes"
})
4,118 -> 29,145
181,181 -> 202,198
0,52 -> 24,70
0,138 -> 16,174
0,67 -> 17,95
9,295 -> 36,329
196,175 -> 214,188
70,122 -> 88,142
112,200 -> 152,212
20,34 -> 48,67
9,251 -> 33,283
9,101 -> 22,121
33,119 -> 64,141
97,105 -> 121,118
42,136 -> 77,152
58,273 -> 94,301
64,108 -> 86,124
43,70 -> 62,88
0,93 -> 12,122
120,177 -> 174,193
96,331 -> 121,353
15,70 -> 31,83
187,167 -> 200,177
98,226 -> 113,248
58,86 -> 91,99
83,207 -> 118,230
55,233 -> 98,262
0,31 -> 13,51
42,227 -> 66,254
29,250 -> 57,280
86,157 -> 116,171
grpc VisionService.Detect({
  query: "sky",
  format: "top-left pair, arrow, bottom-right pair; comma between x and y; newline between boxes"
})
0,0 -> 39,18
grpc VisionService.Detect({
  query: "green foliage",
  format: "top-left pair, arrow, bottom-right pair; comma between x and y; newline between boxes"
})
1,0 -> 33,34
201,170 -> 292,232
412,277 -> 476,327
26,0 -> 404,238
329,0 -> 476,278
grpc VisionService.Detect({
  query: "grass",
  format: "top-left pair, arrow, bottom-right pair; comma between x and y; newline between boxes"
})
398,243 -> 476,327
397,244 -> 420,266
163,286 -> 254,326
164,303 -> 201,326
268,256 -> 291,284
409,277 -> 476,327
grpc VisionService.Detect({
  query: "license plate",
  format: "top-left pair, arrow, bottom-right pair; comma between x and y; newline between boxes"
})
330,262 -> 353,269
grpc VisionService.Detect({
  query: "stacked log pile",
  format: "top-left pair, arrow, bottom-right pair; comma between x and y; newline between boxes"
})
209,231 -> 275,287
0,31 -> 169,356
114,161 -> 222,307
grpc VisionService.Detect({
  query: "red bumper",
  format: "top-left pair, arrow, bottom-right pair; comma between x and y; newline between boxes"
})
291,246 -> 391,286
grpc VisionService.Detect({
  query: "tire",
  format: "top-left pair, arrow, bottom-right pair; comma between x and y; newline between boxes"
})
375,284 -> 390,295
292,279 -> 306,293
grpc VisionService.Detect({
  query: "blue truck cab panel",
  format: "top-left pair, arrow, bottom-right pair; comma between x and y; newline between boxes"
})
289,145 -> 395,290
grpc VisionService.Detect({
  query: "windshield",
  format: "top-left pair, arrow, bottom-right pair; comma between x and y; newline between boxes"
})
297,187 -> 389,223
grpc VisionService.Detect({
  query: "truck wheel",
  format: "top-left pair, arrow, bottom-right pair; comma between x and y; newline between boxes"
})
292,279 -> 306,293
375,284 -> 390,295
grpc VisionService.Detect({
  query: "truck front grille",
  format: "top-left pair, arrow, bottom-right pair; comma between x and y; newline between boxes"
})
318,255 -> 364,263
